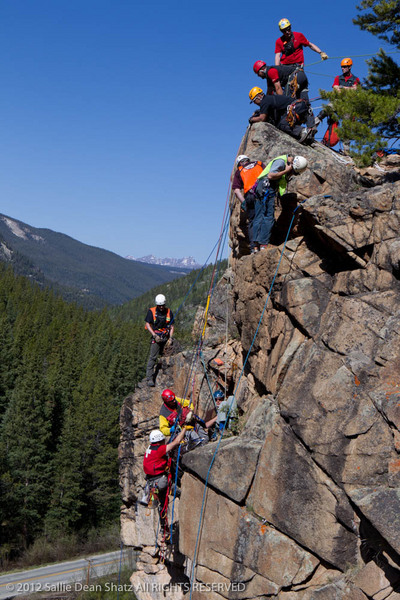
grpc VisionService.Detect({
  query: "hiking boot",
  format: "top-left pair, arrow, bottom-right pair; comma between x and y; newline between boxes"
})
260,244 -> 269,250
251,247 -> 259,254
298,128 -> 309,143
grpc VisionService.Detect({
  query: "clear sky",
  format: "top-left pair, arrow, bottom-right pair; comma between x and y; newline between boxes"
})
0,0 -> 390,264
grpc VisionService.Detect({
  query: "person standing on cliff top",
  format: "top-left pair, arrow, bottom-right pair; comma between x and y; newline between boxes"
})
232,154 -> 265,254
275,18 -> 328,66
144,294 -> 174,387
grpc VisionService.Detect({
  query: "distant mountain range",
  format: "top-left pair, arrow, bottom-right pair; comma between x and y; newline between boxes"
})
127,254 -> 201,270
0,214 -> 190,308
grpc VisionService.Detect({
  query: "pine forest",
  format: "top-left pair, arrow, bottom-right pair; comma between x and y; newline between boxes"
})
0,261 -> 221,565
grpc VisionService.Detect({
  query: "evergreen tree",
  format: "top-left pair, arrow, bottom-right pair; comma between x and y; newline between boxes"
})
320,0 -> 400,165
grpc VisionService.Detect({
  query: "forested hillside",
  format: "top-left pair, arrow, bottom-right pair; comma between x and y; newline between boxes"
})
0,259 -> 226,564
0,264 -> 148,562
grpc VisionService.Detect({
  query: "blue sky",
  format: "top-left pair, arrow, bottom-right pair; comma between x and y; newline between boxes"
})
0,0 -> 391,264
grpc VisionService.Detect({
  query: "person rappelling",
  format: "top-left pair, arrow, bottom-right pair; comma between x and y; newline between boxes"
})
144,294 -> 174,387
159,389 -> 209,450
141,427 -> 186,542
275,18 -> 328,66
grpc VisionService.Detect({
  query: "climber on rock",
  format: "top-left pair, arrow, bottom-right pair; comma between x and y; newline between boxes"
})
253,61 -> 310,101
248,87 -> 317,144
232,154 -> 266,254
252,154 -> 308,249
144,294 -> 174,387
275,18 -> 328,66
141,427 -> 186,531
159,389 -> 208,451
206,390 -> 238,435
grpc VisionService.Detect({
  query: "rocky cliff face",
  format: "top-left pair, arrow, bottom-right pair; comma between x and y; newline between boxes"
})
119,123 -> 400,600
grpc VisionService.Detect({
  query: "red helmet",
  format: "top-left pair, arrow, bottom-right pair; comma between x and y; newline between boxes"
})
162,389 -> 176,407
253,60 -> 266,75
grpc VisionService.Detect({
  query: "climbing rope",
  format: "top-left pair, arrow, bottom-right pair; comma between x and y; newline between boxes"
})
304,49 -> 400,68
189,199 -> 307,599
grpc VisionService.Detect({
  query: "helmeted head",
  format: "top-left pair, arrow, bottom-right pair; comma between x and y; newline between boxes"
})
155,294 -> 166,306
341,57 -> 353,68
162,388 -> 176,407
249,86 -> 264,104
279,18 -> 291,32
236,154 -> 250,167
213,390 -> 224,402
253,60 -> 266,76
149,429 -> 165,444
292,155 -> 308,174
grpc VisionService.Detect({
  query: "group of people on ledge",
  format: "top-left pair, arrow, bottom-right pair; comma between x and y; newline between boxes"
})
233,153 -> 308,253
248,18 -> 360,145
141,387 -> 237,522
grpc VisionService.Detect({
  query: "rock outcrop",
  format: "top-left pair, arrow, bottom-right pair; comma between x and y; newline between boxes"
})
120,123 -> 400,599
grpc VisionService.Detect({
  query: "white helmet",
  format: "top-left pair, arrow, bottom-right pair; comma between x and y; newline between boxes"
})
155,294 -> 166,306
293,156 -> 308,174
149,430 -> 165,443
236,154 -> 249,167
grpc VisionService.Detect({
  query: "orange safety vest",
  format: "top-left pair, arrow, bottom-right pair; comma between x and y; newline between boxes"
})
238,161 -> 264,194
146,306 -> 172,333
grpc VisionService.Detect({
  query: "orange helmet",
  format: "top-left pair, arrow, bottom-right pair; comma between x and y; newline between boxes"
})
341,58 -> 353,67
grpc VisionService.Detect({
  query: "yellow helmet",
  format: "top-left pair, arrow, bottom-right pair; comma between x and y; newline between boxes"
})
279,18 -> 291,31
249,86 -> 263,102
341,57 -> 353,67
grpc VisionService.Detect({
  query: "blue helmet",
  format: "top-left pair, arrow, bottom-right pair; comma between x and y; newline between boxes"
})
213,390 -> 224,400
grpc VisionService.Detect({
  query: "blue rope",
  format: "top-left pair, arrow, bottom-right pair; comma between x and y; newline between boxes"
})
170,443 -> 182,543
188,200 -> 306,598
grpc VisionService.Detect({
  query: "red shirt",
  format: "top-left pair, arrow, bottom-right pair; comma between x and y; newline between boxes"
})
143,444 -> 168,476
275,31 -> 309,65
332,73 -> 360,88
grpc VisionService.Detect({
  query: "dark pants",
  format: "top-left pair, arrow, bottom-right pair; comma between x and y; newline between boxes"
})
278,100 -> 315,139
253,188 -> 277,245
244,190 -> 257,250
146,339 -> 167,379
282,68 -> 310,101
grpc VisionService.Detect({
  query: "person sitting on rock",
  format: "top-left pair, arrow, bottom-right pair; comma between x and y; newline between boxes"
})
253,60 -> 310,101
248,87 -> 317,144
159,389 -> 208,451
206,390 -> 238,436
232,154 -> 265,254
144,294 -> 174,387
252,154 -> 308,249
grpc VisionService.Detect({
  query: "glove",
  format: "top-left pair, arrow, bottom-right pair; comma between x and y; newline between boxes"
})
153,334 -> 163,343
185,411 -> 194,424
320,52 -> 328,61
